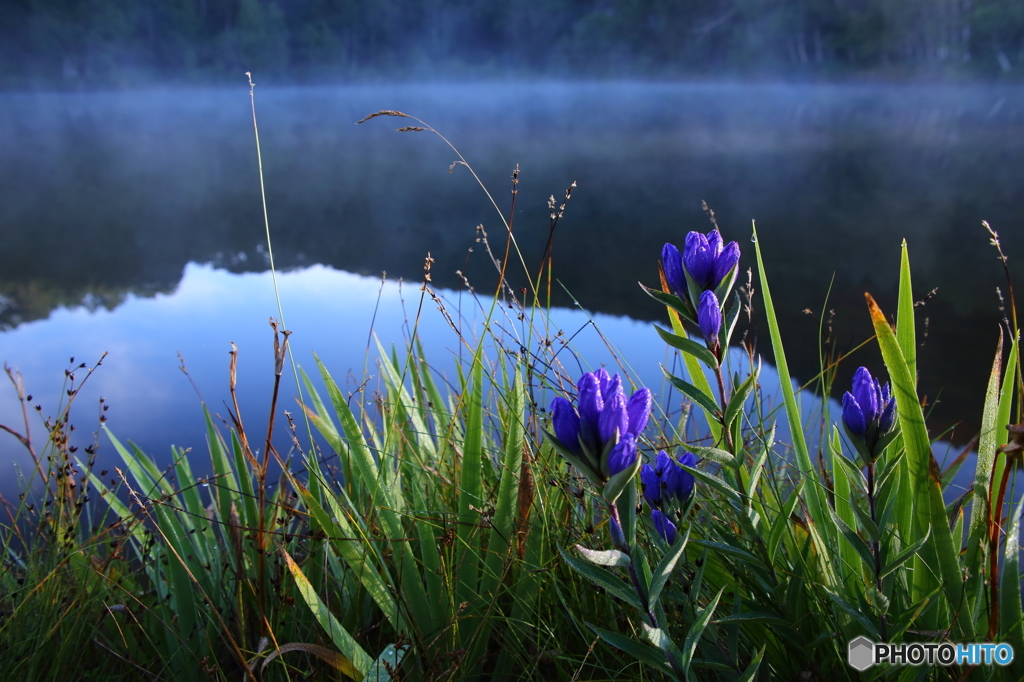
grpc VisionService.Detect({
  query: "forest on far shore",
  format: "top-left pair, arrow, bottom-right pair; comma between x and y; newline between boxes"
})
0,0 -> 1022,87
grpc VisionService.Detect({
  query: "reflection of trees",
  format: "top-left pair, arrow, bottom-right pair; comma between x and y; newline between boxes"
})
0,281 -> 169,330
0,0 -> 1022,86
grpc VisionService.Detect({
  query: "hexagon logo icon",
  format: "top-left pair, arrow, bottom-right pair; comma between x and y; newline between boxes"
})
848,636 -> 875,671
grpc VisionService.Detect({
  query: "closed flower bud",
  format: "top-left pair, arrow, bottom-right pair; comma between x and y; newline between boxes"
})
841,366 -> 897,460
577,373 -> 603,451
550,397 -> 581,454
851,367 -> 880,424
593,367 -> 612,398
598,388 -> 628,445
645,450 -> 696,510
661,243 -> 687,299
712,241 -> 740,288
676,451 -> 697,501
698,290 -> 721,349
841,392 -> 867,437
683,231 -> 715,289
641,463 -> 660,507
626,388 -> 652,436
606,433 -> 637,478
651,509 -> 677,544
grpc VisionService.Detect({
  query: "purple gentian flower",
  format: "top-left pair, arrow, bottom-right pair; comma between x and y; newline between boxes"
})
679,229 -> 740,291
842,366 -> 897,459
642,450 -> 696,509
651,509 -> 677,544
548,370 -> 652,482
698,290 -> 721,350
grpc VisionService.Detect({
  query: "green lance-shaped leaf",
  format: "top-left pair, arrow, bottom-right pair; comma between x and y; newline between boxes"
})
640,283 -> 697,326
655,324 -> 719,370
828,506 -> 874,575
544,430 -> 604,487
688,444 -> 736,467
290,477 -> 399,627
587,623 -> 678,678
204,407 -> 241,531
881,525 -> 931,580
315,354 -> 388,506
681,585 -> 726,675
558,547 -> 643,611
282,548 -> 374,678
736,644 -> 766,682
866,293 -> 963,632
723,360 -> 759,433
576,545 -> 632,567
752,224 -> 828,538
767,482 -> 803,566
681,465 -> 742,505
691,540 -> 767,570
643,624 -> 686,672
722,290 -> 743,351
648,526 -> 690,608
661,366 -> 720,418
830,427 -> 862,589
602,448 -> 642,505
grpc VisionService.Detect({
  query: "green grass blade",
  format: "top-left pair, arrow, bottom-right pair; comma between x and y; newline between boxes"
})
999,492 -> 1024,679
896,239 -> 917,384
831,426 -> 862,589
315,354 -> 388,506
292,478 -> 399,627
282,548 -> 374,677
866,293 -> 963,631
456,348 -> 486,620
751,224 -> 828,536
966,330 -> 1005,625
481,363 -> 525,599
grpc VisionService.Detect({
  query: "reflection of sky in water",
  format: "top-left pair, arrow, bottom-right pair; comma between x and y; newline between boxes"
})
0,262 -> 978,503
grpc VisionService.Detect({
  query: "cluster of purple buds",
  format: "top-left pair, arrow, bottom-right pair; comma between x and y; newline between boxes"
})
641,451 -> 696,544
661,228 -> 740,355
841,366 -> 897,462
548,369 -> 652,503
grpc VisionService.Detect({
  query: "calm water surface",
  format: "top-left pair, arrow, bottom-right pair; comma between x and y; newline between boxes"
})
1,82 -> 1021,496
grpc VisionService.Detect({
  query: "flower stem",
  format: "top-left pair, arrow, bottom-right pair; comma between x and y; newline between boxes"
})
866,460 -> 887,642
607,500 -> 685,677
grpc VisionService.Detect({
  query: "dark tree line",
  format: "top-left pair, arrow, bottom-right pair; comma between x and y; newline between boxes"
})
1,0 -> 1022,86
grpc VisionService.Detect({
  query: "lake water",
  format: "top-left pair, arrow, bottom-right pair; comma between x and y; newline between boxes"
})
1,82 -> 1021,499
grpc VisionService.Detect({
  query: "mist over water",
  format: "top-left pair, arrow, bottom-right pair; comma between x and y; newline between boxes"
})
1,81 -> 1022,482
